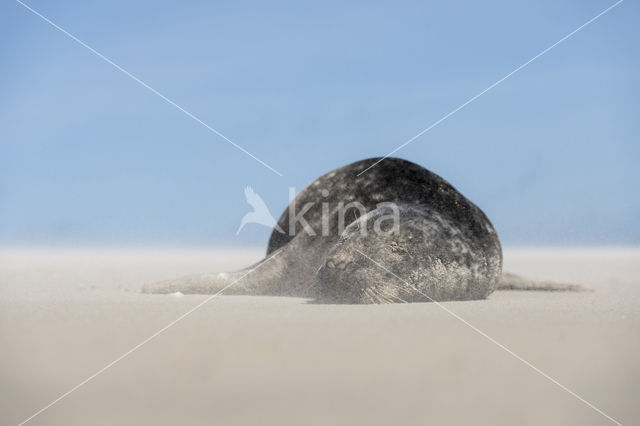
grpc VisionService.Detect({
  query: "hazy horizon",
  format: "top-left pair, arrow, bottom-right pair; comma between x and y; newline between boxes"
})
1,0 -> 638,247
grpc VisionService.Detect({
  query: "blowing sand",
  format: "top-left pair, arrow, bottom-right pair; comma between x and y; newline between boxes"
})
1,247 -> 638,425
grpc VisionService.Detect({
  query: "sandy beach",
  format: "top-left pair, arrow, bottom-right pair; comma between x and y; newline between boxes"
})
1,247 -> 638,425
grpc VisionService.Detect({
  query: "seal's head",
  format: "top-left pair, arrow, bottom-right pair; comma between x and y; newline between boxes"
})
315,249 -> 373,303
314,204 -> 421,304
314,203 -> 499,303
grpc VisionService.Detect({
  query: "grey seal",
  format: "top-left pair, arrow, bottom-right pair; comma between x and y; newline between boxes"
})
143,158 -> 581,303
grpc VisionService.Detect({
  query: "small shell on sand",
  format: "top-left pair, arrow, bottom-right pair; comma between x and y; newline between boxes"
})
171,291 -> 185,298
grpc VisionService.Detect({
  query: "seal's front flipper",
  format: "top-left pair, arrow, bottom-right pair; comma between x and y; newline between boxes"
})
497,272 -> 589,292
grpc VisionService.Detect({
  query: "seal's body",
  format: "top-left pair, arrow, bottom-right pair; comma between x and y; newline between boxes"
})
143,158 -> 577,303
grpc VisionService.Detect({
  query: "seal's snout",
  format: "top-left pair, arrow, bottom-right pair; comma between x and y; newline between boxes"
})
316,258 -> 367,304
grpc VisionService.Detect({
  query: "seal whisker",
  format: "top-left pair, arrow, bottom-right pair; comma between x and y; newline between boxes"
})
384,280 -> 416,296
373,288 -> 393,304
364,288 -> 377,304
378,288 -> 408,303
370,289 -> 386,304
388,293 -> 408,303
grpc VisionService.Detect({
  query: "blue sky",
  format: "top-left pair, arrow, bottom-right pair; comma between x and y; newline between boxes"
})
1,0 -> 638,247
